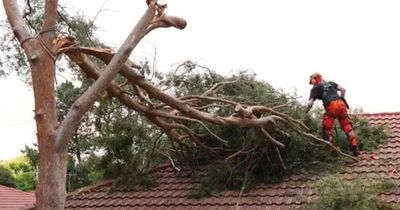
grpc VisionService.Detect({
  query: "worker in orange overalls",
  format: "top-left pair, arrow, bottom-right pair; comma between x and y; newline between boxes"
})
306,73 -> 359,156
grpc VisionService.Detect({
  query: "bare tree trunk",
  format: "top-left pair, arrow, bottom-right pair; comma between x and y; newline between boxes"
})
2,0 -> 67,209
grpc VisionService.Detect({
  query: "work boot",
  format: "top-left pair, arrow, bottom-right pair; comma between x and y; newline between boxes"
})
352,145 -> 360,157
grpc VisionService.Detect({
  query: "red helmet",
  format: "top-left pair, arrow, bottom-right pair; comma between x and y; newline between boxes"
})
309,73 -> 323,85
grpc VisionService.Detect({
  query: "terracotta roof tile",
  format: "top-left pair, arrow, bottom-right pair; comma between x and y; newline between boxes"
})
65,112 -> 400,209
0,185 -> 36,210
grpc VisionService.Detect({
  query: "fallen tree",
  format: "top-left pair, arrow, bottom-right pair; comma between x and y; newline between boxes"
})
2,0 -> 356,209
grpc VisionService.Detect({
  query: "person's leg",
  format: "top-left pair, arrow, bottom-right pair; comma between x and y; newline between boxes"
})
322,113 -> 335,144
339,114 -> 359,156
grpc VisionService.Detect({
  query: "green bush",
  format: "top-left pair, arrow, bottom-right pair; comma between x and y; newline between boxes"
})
312,175 -> 398,210
2,156 -> 36,191
0,165 -> 16,188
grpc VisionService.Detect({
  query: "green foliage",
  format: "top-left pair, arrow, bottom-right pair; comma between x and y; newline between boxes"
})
96,117 -> 169,183
21,143 -> 102,192
2,156 -> 37,191
112,174 -> 159,192
85,93 -> 172,189
352,113 -> 390,151
21,144 -> 39,167
166,67 -> 389,198
55,74 -> 169,190
0,165 -> 16,188
300,107 -> 390,156
312,175 -> 399,210
177,70 -> 315,197
57,81 -> 95,162
178,70 -> 314,160
96,115 -> 165,191
66,155 -> 104,192
188,165 -> 255,199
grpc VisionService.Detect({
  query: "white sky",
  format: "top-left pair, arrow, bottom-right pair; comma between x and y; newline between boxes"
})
1,0 -> 400,160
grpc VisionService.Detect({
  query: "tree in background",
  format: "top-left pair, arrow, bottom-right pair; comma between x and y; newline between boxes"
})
0,164 -> 16,188
56,81 -> 95,163
0,156 -> 36,191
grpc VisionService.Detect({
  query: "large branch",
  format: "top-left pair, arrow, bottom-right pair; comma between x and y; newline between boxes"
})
64,51 -> 193,152
58,45 -> 304,151
55,0 -> 188,151
99,58 -> 305,138
2,0 -> 35,56
67,48 -> 359,166
55,2 -> 158,151
43,0 -> 58,29
57,33 -> 358,164
59,46 -> 219,121
66,47 -> 310,150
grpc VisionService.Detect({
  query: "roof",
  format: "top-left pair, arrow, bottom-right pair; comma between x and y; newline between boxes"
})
65,112 -> 400,210
0,185 -> 36,210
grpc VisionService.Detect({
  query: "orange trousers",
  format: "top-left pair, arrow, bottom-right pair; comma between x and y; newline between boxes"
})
323,100 -> 357,146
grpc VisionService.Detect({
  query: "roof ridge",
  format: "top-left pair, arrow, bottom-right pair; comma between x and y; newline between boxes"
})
0,185 -> 35,195
361,111 -> 400,116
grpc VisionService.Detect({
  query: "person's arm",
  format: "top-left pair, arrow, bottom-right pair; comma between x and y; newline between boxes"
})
305,98 -> 315,113
337,84 -> 346,98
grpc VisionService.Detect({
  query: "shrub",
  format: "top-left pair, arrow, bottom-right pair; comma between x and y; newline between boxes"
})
312,175 -> 398,210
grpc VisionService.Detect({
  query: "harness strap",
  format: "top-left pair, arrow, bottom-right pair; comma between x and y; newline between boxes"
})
322,82 -> 340,107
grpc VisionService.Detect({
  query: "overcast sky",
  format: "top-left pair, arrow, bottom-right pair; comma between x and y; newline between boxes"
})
1,0 -> 400,160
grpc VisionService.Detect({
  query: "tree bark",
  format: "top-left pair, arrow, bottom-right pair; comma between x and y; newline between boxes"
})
2,0 -> 66,209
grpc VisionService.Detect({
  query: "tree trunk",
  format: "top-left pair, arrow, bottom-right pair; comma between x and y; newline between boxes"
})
30,15 -> 66,210
2,0 -> 67,209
